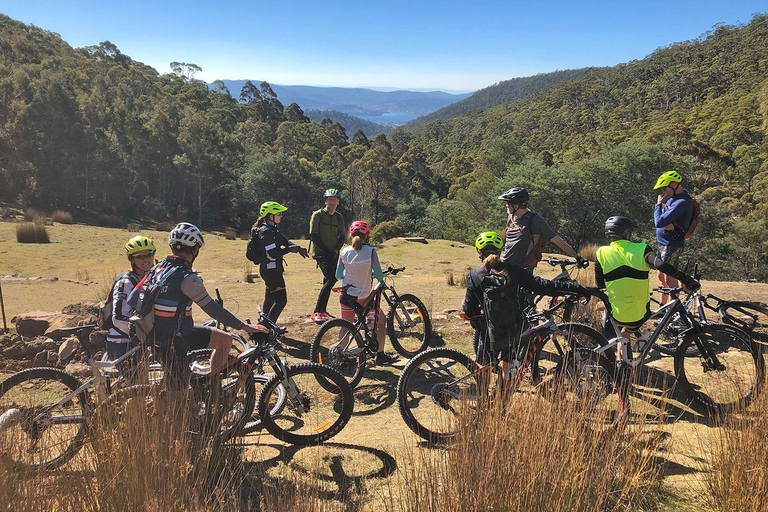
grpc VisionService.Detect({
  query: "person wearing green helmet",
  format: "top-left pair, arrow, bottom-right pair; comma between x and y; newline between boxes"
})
309,188 -> 347,323
653,170 -> 694,304
252,201 -> 309,323
105,235 -> 156,363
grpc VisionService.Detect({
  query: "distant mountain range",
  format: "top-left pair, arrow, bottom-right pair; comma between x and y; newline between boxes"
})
217,81 -> 472,117
304,109 -> 389,137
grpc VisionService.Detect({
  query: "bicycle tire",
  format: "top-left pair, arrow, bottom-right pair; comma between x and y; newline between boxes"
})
258,363 -> 354,446
718,301 -> 768,348
543,323 -> 613,395
0,367 -> 88,470
309,318 -> 366,389
241,374 -> 286,434
387,293 -> 432,358
396,347 -> 482,444
674,323 -> 765,414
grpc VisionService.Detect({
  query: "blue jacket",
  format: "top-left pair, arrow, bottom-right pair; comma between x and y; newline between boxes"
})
654,189 -> 693,247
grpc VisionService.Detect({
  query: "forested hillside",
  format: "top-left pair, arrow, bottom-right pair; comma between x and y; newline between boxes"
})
305,109 -> 387,137
1,14 -> 767,280
405,69 -> 585,129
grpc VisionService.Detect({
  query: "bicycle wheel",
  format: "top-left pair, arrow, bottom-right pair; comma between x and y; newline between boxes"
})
387,293 -> 432,358
309,318 -> 366,389
674,323 -> 765,413
258,363 -> 354,446
719,301 -> 768,350
397,347 -> 482,444
241,374 -> 286,435
656,308 -> 700,357
0,368 -> 88,470
544,323 -> 613,396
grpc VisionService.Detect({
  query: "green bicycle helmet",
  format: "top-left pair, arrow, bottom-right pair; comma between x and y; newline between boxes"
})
654,170 -> 682,190
475,231 -> 503,251
324,188 -> 341,198
260,201 -> 288,217
124,235 -> 156,256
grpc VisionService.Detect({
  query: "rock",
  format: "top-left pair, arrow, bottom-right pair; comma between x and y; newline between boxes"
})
33,351 -> 48,365
64,362 -> 91,378
58,336 -> 80,361
14,312 -> 76,338
47,350 -> 59,366
3,344 -> 27,360
88,330 -> 107,350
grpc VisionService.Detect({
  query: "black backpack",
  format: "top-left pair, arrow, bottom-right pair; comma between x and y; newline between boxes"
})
126,265 -> 181,343
482,270 -> 524,348
246,227 -> 263,264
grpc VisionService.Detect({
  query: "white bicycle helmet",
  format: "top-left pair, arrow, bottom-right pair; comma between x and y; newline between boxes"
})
168,222 -> 205,248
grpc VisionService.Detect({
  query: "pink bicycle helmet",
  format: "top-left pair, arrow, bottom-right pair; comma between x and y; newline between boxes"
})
349,220 -> 370,236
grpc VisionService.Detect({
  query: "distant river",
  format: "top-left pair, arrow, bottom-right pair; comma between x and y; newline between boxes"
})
357,112 -> 419,124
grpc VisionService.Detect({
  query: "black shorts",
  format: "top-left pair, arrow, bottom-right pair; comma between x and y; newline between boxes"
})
316,256 -> 338,282
261,267 -> 286,290
657,244 -> 683,266
154,325 -> 212,383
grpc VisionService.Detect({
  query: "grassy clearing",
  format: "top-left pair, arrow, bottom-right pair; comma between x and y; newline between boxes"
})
1,221 -> 768,510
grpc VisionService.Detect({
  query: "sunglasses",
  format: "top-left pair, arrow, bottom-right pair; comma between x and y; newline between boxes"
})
275,212 -> 284,216
133,252 -> 156,260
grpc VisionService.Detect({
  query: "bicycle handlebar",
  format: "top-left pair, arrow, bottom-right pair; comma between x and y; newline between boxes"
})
545,257 -> 589,269
384,266 -> 406,276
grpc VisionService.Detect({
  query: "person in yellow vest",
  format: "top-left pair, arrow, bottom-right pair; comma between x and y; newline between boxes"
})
595,216 -> 699,422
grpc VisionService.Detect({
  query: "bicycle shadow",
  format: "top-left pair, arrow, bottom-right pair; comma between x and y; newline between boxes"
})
237,441 -> 397,510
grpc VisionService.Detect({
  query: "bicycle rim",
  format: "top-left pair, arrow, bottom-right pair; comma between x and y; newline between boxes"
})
259,363 -> 353,446
396,348 -> 482,443
675,324 -> 765,413
310,318 -> 366,389
0,368 -> 88,470
387,294 -> 432,358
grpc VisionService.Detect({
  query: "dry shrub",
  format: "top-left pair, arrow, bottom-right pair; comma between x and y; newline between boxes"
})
394,394 -> 664,512
704,394 -> 768,511
225,228 -> 237,240
446,272 -> 455,286
51,210 -> 74,224
156,221 -> 175,232
579,243 -> 599,262
22,207 -> 42,222
127,223 -> 141,232
16,222 -> 50,243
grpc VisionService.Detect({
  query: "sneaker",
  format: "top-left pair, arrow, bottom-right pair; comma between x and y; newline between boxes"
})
311,312 -> 325,324
375,352 -> 399,366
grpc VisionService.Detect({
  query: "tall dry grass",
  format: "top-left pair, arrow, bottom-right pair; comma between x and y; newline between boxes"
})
51,210 -> 74,224
704,394 -> 768,511
15,222 -> 50,243
393,394 -> 664,512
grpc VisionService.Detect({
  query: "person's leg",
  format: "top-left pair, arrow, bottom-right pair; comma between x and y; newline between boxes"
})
615,326 -> 634,422
314,257 -> 337,314
267,288 -> 287,323
262,286 -> 274,316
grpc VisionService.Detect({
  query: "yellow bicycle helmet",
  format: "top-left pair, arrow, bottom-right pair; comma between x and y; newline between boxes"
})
124,235 -> 156,256
260,201 -> 288,217
654,170 -> 682,190
475,231 -> 503,251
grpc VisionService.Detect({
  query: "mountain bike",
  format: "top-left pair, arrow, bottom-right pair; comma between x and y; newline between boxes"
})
0,324 -> 146,470
396,294 -> 606,443
537,257 -> 596,324
585,287 -> 764,416
309,266 -> 431,388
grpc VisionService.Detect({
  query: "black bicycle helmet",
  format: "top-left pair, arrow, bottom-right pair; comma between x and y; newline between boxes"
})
498,187 -> 529,204
604,216 -> 636,238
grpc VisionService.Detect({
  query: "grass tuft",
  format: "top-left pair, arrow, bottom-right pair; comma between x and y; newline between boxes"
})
51,210 -> 74,224
16,222 -> 50,243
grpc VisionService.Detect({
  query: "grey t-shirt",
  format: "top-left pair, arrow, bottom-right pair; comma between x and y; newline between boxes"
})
501,211 -> 557,267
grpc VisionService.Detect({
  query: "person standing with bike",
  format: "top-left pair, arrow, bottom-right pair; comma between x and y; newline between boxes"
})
253,201 -> 309,324
336,220 -> 399,366
309,188 -> 347,324
498,187 -> 584,271
595,215 -> 699,422
653,170 -> 694,305
105,236 -> 156,363
142,223 -> 266,382
462,231 -> 504,365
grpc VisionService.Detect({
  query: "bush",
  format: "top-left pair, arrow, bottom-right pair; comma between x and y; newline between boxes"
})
23,207 -> 42,222
370,218 -> 405,244
127,223 -> 141,232
16,222 -> 50,243
51,210 -> 74,224
225,228 -> 237,240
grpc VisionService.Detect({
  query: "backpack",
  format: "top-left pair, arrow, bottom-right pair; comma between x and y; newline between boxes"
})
482,270 -> 524,348
674,196 -> 700,240
126,265 -> 181,343
96,272 -> 136,334
526,213 -> 548,268
245,227 -> 263,264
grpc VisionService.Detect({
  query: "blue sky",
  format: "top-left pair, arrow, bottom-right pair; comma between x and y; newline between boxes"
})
2,1 -> 765,92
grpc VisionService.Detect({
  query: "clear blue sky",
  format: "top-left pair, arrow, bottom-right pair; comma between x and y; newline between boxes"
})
2,1 -> 765,92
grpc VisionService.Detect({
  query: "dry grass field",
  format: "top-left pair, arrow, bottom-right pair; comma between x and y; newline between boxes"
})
2,220 -> 768,511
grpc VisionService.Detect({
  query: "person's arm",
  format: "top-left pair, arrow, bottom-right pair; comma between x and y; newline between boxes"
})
111,276 -> 134,335
594,259 -> 606,289
180,274 -> 245,329
462,271 -> 482,318
534,214 -> 577,258
645,251 -> 700,290
654,198 -> 691,229
335,216 -> 347,252
517,265 -> 587,297
550,235 -> 578,258
371,249 -> 385,282
309,211 -> 333,256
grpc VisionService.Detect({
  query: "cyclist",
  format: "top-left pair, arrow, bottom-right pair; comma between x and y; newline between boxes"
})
595,215 -> 700,422
252,201 -> 309,324
309,188 -> 347,323
106,235 -> 156,364
653,170 -> 694,304
335,220 -> 398,366
481,249 -> 591,387
462,231 -> 504,365
144,223 -> 266,382
498,186 -> 583,271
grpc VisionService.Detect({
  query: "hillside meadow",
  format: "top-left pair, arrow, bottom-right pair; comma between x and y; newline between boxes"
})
1,220 -> 768,511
